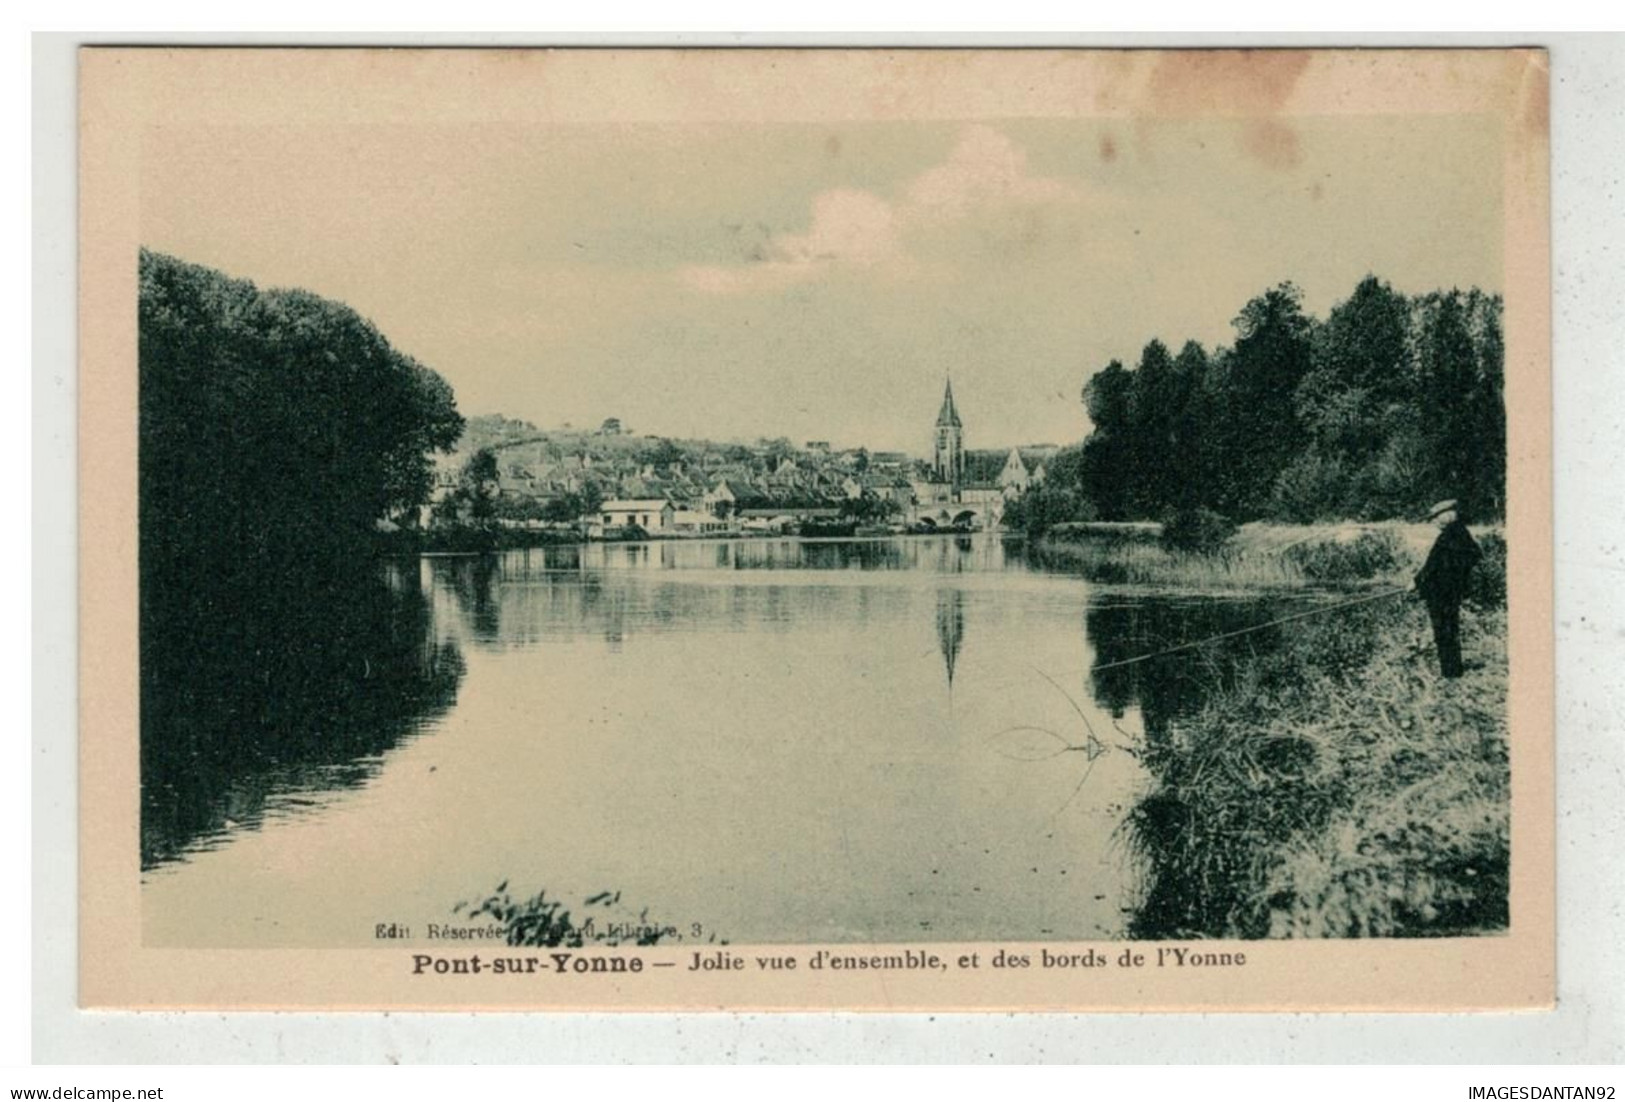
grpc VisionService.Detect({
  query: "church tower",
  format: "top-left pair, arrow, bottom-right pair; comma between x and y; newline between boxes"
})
933,377 -> 964,496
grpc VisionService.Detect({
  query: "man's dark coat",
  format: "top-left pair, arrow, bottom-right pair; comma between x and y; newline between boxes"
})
1415,519 -> 1482,678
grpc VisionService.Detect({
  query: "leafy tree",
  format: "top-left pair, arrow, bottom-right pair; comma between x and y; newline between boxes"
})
542,494 -> 582,524
537,485 -> 605,525
1216,282 -> 1315,518
1078,360 -> 1136,520
460,448 -> 499,520
139,248 -> 463,590
1283,275 -> 1415,518
494,494 -> 550,522
1167,340 -> 1213,509
840,493 -> 901,522
1003,481 -> 1096,539
1413,289 -> 1505,518
1126,339 -> 1186,515
1003,444 -> 1094,537
637,437 -> 685,469
139,249 -> 465,823
1053,275 -> 1504,529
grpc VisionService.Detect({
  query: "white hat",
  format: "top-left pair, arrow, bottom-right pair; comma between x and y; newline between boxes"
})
1427,499 -> 1458,520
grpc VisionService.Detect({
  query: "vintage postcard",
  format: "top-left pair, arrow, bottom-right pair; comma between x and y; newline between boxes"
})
79,46 -> 1553,1010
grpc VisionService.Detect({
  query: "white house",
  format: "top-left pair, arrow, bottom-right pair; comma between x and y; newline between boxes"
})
672,508 -> 731,535
598,499 -> 675,535
702,479 -> 739,516
998,447 -> 1033,494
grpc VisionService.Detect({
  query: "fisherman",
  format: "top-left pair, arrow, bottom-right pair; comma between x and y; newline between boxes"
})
1414,499 -> 1482,678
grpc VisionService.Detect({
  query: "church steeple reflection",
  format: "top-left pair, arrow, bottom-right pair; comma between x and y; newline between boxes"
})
935,587 -> 965,687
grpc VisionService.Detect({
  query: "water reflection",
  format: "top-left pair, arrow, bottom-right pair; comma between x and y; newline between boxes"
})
936,588 -> 965,687
1081,595 -> 1306,938
141,535 -> 1314,945
426,551 -> 955,652
560,536 -> 1016,575
141,560 -> 464,869
1085,597 -> 1288,743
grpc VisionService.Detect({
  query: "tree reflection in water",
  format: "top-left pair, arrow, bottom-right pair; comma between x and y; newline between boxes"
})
1084,596 -> 1290,937
141,559 -> 464,869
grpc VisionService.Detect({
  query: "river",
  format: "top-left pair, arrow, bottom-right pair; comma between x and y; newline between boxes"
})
140,535 -> 1292,947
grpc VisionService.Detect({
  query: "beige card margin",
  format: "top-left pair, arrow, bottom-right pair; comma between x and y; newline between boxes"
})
78,47 -> 1554,1012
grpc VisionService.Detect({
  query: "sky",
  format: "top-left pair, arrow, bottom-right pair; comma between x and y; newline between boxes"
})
141,112 -> 1503,455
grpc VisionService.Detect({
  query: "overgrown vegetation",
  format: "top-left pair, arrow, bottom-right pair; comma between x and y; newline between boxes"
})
1026,537 -> 1307,590
1124,595 -> 1509,939
455,883 -> 676,947
1160,507 -> 1238,556
1000,450 -> 1096,540
1467,532 -> 1508,611
1282,529 -> 1408,583
1005,275 -> 1504,538
1025,524 -> 1421,592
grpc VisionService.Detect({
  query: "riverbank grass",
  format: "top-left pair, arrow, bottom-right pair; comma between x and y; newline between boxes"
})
1032,521 -> 1498,593
1127,593 -> 1509,939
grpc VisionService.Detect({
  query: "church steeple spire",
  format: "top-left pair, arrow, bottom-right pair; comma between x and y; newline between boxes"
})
933,376 -> 964,493
936,377 -> 963,428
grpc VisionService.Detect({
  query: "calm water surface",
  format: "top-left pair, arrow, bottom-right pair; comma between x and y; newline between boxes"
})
141,536 -> 1287,947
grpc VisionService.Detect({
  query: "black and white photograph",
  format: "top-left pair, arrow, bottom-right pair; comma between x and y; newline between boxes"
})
75,45 -> 1554,1010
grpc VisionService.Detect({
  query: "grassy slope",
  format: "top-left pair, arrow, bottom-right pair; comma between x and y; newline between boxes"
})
1124,570 -> 1509,939
1037,522 -> 1401,591
1034,521 -> 1500,593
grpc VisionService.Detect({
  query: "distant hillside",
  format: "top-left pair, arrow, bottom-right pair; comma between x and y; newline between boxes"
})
459,414 -> 543,452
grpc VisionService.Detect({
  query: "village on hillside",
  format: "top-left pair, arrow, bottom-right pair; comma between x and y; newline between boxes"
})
423,381 -> 1059,540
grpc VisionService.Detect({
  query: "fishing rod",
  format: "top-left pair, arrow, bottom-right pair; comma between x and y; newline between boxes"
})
1088,586 -> 1411,674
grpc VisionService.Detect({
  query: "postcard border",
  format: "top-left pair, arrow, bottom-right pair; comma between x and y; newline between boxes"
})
73,43 -> 1554,1015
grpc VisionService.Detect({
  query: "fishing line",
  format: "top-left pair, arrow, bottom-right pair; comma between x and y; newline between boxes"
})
985,725 -> 1096,762
1027,662 -> 1105,750
1088,586 -> 1410,674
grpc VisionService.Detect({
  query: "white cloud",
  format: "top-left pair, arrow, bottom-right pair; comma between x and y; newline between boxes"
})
776,188 -> 901,266
679,188 -> 900,295
678,125 -> 1083,296
902,125 -> 1078,221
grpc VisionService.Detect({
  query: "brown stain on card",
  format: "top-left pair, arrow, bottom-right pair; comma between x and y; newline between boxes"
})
1089,52 -> 1142,113
1146,50 -> 1313,172
1147,49 -> 1312,113
1240,118 -> 1302,170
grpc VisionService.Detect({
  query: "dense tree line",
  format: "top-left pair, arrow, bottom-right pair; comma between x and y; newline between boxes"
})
139,251 -> 468,852
139,249 -> 464,594
1013,276 -> 1505,533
